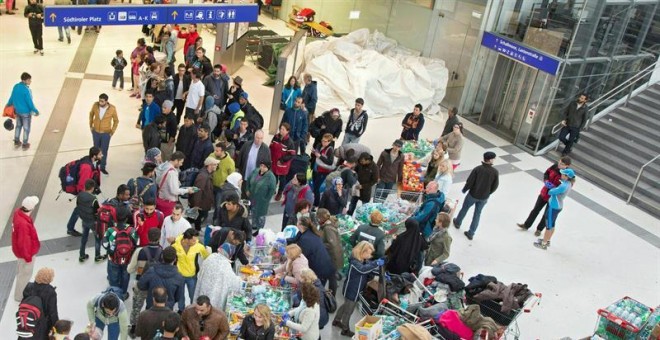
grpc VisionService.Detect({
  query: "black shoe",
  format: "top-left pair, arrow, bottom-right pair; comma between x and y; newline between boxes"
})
341,329 -> 355,337
79,254 -> 89,262
453,218 -> 461,229
517,223 -> 528,230
94,255 -> 107,262
332,320 -> 341,327
67,37 -> 71,44
464,231 -> 473,240
128,324 -> 136,339
100,168 -> 109,175
58,37 -> 63,42
67,230 -> 83,237
14,140 -> 22,148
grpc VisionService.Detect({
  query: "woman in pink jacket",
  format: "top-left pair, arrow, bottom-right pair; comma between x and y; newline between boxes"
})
274,244 -> 309,285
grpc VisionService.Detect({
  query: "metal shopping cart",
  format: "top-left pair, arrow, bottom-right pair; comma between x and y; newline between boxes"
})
466,293 -> 543,340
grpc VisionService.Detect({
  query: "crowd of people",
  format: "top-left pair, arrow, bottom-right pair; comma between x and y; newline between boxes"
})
7,21 -> 580,340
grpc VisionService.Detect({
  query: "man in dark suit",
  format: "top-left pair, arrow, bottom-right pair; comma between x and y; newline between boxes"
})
558,93 -> 589,156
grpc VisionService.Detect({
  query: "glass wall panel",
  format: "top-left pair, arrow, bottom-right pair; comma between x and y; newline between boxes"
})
349,0 -> 393,34
384,0 -> 434,52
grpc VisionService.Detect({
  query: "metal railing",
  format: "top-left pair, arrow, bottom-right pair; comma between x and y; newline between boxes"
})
627,154 -> 660,204
551,58 -> 659,137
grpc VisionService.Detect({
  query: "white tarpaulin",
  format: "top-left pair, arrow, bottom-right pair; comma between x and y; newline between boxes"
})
302,29 -> 449,118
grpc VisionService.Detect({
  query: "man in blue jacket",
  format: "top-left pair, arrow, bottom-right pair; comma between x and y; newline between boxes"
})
414,181 -> 446,238
7,72 -> 39,150
302,74 -> 317,117
138,246 -> 184,312
281,97 -> 308,155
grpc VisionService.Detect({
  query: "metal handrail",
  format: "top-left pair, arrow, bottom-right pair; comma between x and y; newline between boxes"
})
551,59 -> 659,136
627,154 -> 660,204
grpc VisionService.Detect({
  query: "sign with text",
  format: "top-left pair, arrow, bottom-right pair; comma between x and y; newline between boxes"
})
44,4 -> 258,27
481,31 -> 561,75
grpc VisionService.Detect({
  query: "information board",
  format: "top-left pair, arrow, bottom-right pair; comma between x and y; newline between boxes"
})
481,31 -> 561,75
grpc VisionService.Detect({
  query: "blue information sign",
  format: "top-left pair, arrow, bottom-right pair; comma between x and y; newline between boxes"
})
44,4 -> 258,27
481,31 -> 561,75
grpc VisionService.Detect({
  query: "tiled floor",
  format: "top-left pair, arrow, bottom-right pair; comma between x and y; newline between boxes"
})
0,4 -> 659,339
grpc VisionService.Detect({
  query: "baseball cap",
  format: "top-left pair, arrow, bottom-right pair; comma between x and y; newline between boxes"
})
393,139 -> 404,148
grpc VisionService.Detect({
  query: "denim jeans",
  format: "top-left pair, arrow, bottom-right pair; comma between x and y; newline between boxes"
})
95,317 -> 120,340
57,26 -> 71,40
312,172 -> 328,207
341,133 -> 360,146
455,193 -> 488,237
374,181 -> 395,202
112,70 -> 124,89
67,206 -> 79,233
558,126 -> 580,154
14,114 -> 31,144
80,222 -> 101,258
276,174 -> 287,193
107,262 -> 130,296
92,130 -> 111,170
180,276 -> 197,308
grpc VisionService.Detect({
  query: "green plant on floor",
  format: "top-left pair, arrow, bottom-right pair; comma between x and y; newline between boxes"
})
263,42 -> 287,87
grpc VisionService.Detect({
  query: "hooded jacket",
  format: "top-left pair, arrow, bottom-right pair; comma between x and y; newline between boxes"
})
155,162 -> 187,202
142,121 -> 162,153
342,257 -> 379,301
311,111 -> 342,148
345,108 -> 368,137
22,282 -> 58,338
76,156 -> 101,193
355,154 -> 379,200
12,209 -> 40,262
138,263 -> 185,310
377,148 -> 404,183
269,133 -> 296,176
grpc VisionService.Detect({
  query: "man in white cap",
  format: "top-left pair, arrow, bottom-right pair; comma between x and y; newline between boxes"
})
189,157 -> 220,230
12,196 -> 41,301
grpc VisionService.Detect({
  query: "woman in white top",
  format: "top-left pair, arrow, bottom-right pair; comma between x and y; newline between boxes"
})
283,282 -> 321,340
434,159 -> 454,197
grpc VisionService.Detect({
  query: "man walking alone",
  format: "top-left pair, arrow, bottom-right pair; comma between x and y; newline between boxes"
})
90,93 -> 119,175
12,196 -> 41,302
453,152 -> 499,240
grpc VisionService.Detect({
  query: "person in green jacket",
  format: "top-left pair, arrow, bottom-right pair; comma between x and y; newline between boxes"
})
246,160 -> 276,232
87,290 -> 130,340
349,210 -> 386,259
209,142 -> 236,204
425,212 -> 452,266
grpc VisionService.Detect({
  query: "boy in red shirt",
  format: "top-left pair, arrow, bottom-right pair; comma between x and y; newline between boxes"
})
134,199 -> 164,246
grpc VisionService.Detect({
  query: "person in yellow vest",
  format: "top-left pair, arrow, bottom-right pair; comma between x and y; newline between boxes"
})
172,228 -> 209,310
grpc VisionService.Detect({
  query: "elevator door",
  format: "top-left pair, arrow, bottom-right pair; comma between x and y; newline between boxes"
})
480,55 -> 538,140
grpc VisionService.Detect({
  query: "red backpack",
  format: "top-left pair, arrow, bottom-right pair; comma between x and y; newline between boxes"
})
16,292 -> 43,338
110,226 -> 136,265
96,201 -> 118,240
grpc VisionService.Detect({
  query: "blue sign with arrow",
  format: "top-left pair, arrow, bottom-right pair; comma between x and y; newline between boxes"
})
481,31 -> 561,75
44,4 -> 258,27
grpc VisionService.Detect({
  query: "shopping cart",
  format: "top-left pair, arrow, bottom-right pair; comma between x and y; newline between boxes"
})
466,292 -> 542,340
373,188 -> 423,206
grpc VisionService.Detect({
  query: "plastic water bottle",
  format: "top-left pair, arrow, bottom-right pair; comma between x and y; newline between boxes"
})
633,316 -> 642,328
400,296 -> 409,310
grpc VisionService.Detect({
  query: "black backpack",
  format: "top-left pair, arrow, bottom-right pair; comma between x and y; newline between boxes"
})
137,246 -> 163,277
16,286 -> 44,338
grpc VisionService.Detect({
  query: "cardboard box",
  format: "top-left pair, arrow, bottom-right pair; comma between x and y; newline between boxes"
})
355,315 -> 383,340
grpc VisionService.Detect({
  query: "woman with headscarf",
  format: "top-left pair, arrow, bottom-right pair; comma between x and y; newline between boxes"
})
21,267 -> 59,339
246,160 -> 276,232
386,218 -> 428,275
218,172 -> 242,205
193,250 -> 242,311
318,177 -> 348,216
144,147 -> 162,165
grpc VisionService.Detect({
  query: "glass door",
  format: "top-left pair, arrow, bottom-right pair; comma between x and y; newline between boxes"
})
480,55 -> 539,140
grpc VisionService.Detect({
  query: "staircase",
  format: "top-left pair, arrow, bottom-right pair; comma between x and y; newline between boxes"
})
561,83 -> 660,218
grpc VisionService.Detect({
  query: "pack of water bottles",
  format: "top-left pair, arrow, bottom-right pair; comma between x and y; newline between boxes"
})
594,296 -> 655,339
